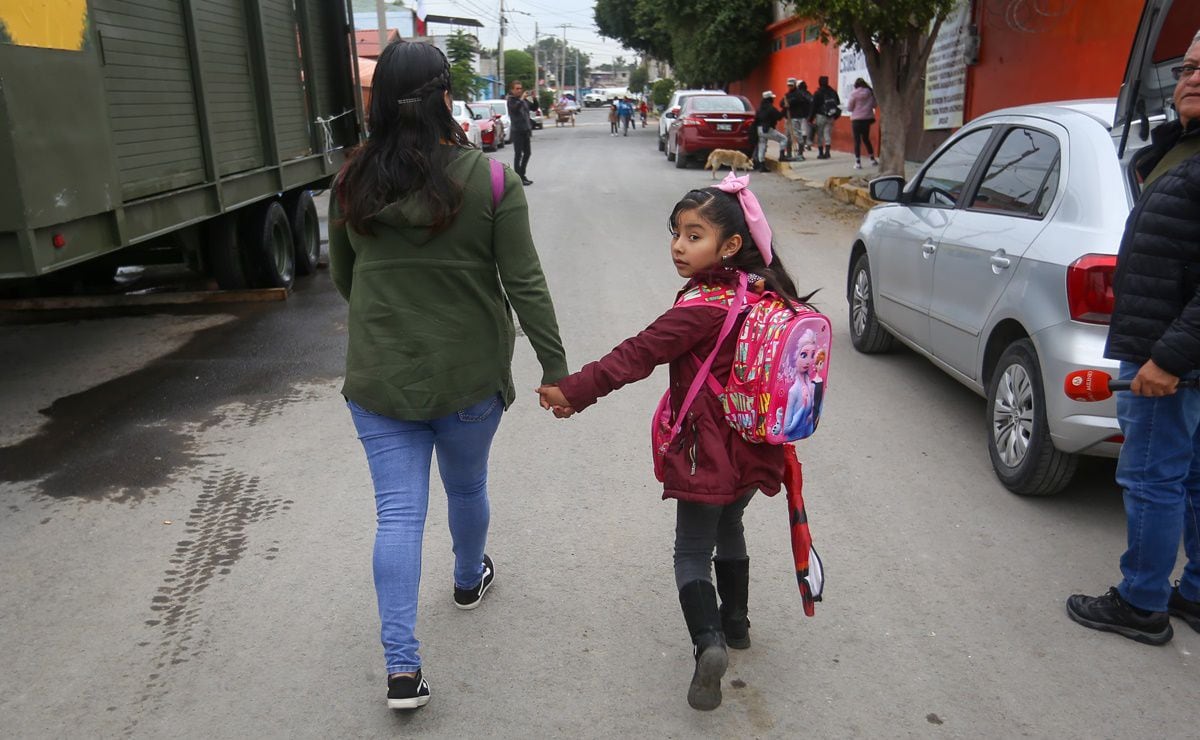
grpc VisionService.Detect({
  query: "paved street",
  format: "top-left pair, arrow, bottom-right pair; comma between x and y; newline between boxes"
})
1,108 -> 1197,738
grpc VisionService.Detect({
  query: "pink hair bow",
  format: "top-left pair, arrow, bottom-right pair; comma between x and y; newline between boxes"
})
715,172 -> 773,265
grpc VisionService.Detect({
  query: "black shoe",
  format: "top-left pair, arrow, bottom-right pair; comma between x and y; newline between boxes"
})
1169,583 -> 1200,633
387,670 -> 431,710
1066,587 -> 1173,645
714,558 -> 751,650
679,580 -> 728,711
454,554 -> 494,610
520,177 -> 533,186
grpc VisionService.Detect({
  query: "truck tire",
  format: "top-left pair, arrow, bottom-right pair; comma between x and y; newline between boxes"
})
285,190 -> 321,277
239,200 -> 295,289
204,213 -> 250,290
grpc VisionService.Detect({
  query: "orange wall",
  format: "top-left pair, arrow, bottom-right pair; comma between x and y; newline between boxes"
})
734,1 -> 1146,156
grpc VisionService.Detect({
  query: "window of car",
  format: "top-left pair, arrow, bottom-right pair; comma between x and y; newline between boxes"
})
452,102 -> 465,119
969,127 -> 1062,218
912,128 -> 993,207
686,96 -> 750,113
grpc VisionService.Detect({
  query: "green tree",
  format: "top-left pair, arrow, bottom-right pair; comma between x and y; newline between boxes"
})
504,50 -> 535,91
651,77 -> 676,107
791,0 -> 958,176
629,64 -> 650,95
594,0 -> 672,61
525,38 -> 590,90
446,30 -> 478,100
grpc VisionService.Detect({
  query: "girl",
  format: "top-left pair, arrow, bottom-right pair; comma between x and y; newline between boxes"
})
537,175 -> 803,711
847,78 -> 879,169
329,41 -> 568,710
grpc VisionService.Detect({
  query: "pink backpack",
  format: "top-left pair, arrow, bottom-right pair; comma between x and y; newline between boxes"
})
652,272 -> 831,478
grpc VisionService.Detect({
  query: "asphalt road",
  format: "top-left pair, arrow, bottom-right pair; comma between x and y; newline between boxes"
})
1,108 -> 1196,739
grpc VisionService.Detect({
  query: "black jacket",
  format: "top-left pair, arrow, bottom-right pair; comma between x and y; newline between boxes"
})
811,85 -> 840,119
507,95 -> 532,133
1104,120 -> 1200,376
755,101 -> 783,132
784,88 -> 812,119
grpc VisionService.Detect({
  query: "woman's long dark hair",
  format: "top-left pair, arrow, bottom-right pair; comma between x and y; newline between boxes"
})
336,41 -> 472,235
669,188 -> 814,306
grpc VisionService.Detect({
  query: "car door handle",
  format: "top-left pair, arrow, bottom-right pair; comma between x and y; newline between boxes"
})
989,254 -> 1011,270
921,241 -> 937,258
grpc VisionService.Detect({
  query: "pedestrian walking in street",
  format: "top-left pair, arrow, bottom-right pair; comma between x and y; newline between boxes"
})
846,78 -> 879,169
1065,30 -> 1200,646
783,78 -> 811,161
640,98 -> 649,128
507,79 -> 534,185
754,90 -> 788,171
810,76 -> 841,160
328,40 -> 568,709
609,101 -> 619,135
536,177 -> 805,711
619,97 -> 634,135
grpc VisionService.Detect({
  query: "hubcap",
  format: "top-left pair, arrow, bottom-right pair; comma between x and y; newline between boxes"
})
851,268 -> 871,337
992,363 -> 1035,467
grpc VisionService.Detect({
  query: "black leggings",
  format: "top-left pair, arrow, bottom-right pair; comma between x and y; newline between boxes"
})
511,130 -> 531,177
673,492 -> 754,589
852,118 -> 875,159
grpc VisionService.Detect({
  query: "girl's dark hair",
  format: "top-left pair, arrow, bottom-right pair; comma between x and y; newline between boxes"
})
335,41 -> 472,235
854,77 -> 871,90
668,188 -> 813,306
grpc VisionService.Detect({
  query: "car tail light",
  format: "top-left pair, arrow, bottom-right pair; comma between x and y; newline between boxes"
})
1066,254 -> 1117,324
682,115 -> 703,127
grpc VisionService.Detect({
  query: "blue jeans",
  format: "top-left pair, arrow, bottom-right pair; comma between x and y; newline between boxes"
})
1115,361 -> 1200,611
348,394 -> 504,673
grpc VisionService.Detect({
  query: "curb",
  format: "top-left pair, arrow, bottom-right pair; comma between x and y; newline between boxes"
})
771,160 -> 878,210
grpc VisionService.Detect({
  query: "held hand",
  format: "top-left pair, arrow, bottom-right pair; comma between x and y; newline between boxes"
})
551,405 -> 576,419
536,384 -> 570,410
1130,359 -> 1179,397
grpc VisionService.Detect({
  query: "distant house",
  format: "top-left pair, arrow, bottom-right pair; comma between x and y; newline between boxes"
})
355,28 -> 401,59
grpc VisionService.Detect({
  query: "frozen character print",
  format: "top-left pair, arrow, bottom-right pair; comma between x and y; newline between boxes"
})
783,330 -> 819,439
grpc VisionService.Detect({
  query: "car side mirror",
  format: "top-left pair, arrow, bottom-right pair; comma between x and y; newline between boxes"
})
869,176 -> 905,203
666,107 -> 679,119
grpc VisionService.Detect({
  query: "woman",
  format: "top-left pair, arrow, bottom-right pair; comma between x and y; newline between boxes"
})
847,78 -> 879,169
328,41 -> 568,710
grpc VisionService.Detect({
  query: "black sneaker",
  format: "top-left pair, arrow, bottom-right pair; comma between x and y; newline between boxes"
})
1168,583 -> 1200,633
521,177 -> 533,186
387,670 -> 430,710
454,554 -> 494,610
1066,587 -> 1173,645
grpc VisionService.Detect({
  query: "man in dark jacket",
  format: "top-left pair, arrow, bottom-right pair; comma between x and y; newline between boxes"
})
1067,31 -> 1200,645
507,80 -> 534,186
782,78 -> 812,160
809,76 -> 840,159
754,91 -> 787,172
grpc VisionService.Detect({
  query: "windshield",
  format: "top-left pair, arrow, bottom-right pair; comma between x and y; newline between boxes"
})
489,103 -> 506,116
688,97 -> 750,113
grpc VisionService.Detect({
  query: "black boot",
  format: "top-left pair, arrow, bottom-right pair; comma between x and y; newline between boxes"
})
678,580 -> 728,711
713,558 -> 750,649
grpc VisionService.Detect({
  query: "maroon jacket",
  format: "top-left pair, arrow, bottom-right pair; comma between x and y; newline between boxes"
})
557,275 -> 786,505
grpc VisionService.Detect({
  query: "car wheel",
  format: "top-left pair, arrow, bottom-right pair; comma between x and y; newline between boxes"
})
658,135 -> 665,152
675,140 -> 688,169
986,339 -> 1078,496
848,254 -> 895,353
667,138 -> 676,162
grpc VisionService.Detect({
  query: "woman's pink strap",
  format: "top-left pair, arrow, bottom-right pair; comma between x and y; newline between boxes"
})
669,271 -> 748,439
489,158 -> 505,211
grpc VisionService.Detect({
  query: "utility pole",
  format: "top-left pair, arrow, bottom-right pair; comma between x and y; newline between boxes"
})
557,24 -> 572,98
497,0 -> 505,99
533,23 -> 540,101
375,0 -> 387,51
575,49 -> 580,98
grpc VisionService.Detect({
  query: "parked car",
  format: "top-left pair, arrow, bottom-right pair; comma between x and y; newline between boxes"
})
665,94 -> 754,169
451,100 -> 482,149
658,89 -> 725,151
478,99 -> 510,144
844,0 -> 1197,497
529,104 -> 544,130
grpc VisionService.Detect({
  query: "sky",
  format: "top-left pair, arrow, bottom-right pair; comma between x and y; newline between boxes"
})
391,0 -> 637,65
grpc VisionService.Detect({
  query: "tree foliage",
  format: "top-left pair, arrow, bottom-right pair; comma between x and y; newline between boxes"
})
504,50 -> 535,91
446,31 -> 478,100
594,0 -> 772,86
628,64 -> 650,95
651,78 -> 676,107
524,38 -> 590,89
790,0 -> 958,175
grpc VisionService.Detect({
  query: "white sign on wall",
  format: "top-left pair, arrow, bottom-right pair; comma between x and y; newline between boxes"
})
838,44 -> 870,98
923,3 -> 970,130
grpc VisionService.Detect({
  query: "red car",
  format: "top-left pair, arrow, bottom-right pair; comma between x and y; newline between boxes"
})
666,94 -> 755,169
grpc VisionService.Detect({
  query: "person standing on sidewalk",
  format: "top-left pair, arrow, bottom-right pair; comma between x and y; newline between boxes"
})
809,76 -> 840,160
783,78 -> 811,161
1065,31 -> 1200,646
754,91 -> 788,171
846,78 -> 878,169
507,80 -> 534,185
329,41 -> 568,708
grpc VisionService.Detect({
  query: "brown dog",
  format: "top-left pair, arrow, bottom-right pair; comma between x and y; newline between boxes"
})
704,149 -> 754,178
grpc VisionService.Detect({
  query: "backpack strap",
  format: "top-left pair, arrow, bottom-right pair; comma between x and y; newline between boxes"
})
668,271 -> 748,441
488,158 -> 505,211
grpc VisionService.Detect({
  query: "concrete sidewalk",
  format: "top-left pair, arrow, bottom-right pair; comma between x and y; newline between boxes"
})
763,144 -> 923,209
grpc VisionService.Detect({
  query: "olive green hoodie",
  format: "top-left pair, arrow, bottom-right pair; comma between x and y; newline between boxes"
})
329,148 -> 568,420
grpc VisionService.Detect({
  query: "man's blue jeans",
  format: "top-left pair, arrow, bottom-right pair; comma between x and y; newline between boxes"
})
1115,361 -> 1200,612
348,394 -> 503,674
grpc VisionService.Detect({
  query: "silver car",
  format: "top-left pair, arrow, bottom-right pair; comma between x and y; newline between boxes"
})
847,100 -> 1133,496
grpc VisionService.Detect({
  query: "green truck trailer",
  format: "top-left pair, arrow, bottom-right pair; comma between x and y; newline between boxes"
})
0,0 -> 362,291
